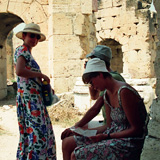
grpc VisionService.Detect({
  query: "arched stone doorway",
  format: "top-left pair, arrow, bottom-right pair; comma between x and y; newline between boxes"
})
0,13 -> 23,99
98,39 -> 123,73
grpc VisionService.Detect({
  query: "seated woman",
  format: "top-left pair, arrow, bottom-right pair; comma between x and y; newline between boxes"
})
61,58 -> 148,160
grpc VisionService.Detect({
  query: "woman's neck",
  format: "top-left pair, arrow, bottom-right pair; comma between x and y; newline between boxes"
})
105,78 -> 122,95
23,43 -> 32,52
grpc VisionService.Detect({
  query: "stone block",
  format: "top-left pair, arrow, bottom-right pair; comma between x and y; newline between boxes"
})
8,2 -> 29,17
101,17 -> 114,29
22,1 -> 47,23
113,0 -> 124,7
98,0 -> 112,9
150,100 -> 160,122
32,41 -> 49,75
119,36 -> 129,45
52,35 -> 83,59
68,76 -> 77,91
113,16 -> 121,28
52,0 -> 68,4
100,8 -> 112,17
53,60 -> 82,77
52,13 -> 73,35
13,0 -> 32,2
132,85 -> 155,111
81,0 -> 92,15
0,88 -> 7,100
52,1 -> 81,13
128,36 -> 149,51
137,22 -> 149,38
74,13 -> 85,36
123,50 -> 154,78
39,22 -> 48,39
0,58 -> 6,72
52,4 -> 68,13
141,136 -> 160,160
73,77 -> 90,112
54,77 -> 68,93
0,1 -> 8,12
100,7 -> 123,18
148,120 -> 160,138
37,0 -> 49,5
120,24 -> 137,36
110,28 -> 119,39
68,0 -> 81,5
54,76 -> 77,93
95,21 -> 101,31
121,44 -> 129,52
119,12 -> 138,26
0,71 -> 7,91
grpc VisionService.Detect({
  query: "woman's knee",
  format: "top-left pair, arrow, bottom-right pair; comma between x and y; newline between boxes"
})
62,138 -> 69,151
71,151 -> 76,160
62,136 -> 76,153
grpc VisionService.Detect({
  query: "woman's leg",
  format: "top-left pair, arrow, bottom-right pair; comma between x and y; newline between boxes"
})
62,136 -> 77,160
71,151 -> 76,160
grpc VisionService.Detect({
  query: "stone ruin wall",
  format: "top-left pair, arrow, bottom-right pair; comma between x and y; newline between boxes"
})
47,0 -> 97,93
93,0 -> 158,112
0,0 -> 98,99
96,0 -> 155,78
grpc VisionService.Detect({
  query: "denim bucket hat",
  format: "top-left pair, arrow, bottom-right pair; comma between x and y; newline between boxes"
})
83,58 -> 109,74
86,45 -> 112,63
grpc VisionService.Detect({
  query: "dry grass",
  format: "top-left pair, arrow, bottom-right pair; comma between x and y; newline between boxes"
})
47,93 -> 85,128
48,105 -> 83,128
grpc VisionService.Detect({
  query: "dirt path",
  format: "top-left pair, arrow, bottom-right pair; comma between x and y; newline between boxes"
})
0,104 -> 65,160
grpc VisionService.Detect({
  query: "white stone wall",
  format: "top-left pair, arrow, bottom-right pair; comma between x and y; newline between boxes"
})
95,0 -> 156,79
48,0 -> 97,93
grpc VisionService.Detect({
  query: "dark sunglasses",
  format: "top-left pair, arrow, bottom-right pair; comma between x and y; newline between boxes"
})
86,80 -> 93,87
29,33 -> 41,40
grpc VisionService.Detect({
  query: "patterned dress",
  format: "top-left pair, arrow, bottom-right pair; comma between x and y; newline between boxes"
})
73,86 -> 148,160
14,45 -> 56,160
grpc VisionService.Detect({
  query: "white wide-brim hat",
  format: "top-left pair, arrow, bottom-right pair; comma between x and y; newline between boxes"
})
16,23 -> 46,42
83,58 -> 109,74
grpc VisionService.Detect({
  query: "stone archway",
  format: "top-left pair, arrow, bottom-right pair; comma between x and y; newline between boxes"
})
98,39 -> 123,73
0,13 -> 23,99
0,0 -> 98,97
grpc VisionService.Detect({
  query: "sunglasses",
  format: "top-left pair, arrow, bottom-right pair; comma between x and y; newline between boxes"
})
29,33 -> 41,40
86,80 -> 93,87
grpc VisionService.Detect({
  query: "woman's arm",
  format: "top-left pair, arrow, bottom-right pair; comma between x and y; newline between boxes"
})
61,96 -> 104,140
75,96 -> 104,127
16,56 -> 50,83
110,88 -> 144,139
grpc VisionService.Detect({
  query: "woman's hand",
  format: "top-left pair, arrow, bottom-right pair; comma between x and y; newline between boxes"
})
61,128 -> 73,140
40,73 -> 50,84
89,134 -> 108,143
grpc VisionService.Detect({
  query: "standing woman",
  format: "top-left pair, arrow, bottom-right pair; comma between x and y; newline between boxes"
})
14,23 -> 56,159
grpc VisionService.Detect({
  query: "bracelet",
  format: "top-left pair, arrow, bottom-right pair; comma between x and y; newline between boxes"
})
107,133 -> 111,139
